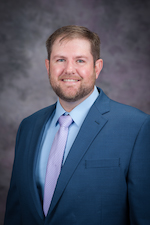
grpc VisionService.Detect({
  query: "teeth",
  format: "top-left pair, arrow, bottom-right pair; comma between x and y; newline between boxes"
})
63,79 -> 78,82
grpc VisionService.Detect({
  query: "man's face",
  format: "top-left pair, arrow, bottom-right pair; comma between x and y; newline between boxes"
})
45,37 -> 103,105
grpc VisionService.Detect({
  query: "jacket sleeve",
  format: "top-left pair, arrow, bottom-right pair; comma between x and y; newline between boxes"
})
128,115 -> 150,224
4,122 -> 23,225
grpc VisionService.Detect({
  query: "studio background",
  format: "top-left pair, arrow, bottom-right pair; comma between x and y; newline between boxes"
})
0,0 -> 150,223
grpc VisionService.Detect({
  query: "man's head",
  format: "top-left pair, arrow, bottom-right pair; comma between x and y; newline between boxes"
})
46,25 -> 100,64
45,25 -> 103,112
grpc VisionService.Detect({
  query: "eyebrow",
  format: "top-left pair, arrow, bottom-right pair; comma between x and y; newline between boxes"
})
75,56 -> 88,59
52,55 -> 88,60
52,55 -> 66,59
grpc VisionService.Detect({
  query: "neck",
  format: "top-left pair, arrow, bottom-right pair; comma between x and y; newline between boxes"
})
59,89 -> 94,112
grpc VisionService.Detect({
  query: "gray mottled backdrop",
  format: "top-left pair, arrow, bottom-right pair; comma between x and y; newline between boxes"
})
0,0 -> 150,223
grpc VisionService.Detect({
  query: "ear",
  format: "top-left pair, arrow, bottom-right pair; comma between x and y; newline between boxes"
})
45,59 -> 50,75
95,59 -> 103,79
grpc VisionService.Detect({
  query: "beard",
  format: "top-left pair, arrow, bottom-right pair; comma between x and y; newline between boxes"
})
49,73 -> 96,103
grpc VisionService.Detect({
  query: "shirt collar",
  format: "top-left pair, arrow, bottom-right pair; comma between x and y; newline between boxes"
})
54,86 -> 99,127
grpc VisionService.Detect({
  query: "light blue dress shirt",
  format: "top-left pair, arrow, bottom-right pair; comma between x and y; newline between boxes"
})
36,86 -> 99,198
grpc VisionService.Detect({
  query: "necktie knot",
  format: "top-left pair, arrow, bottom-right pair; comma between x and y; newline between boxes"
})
59,115 -> 72,128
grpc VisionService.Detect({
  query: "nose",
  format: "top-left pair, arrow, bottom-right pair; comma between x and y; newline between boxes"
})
65,60 -> 75,74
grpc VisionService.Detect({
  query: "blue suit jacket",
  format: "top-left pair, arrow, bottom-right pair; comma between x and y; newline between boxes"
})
4,88 -> 150,225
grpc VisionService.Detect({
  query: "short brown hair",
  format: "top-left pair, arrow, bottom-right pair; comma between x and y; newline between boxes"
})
46,25 -> 100,63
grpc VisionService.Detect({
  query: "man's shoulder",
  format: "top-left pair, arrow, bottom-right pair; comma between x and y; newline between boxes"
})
109,98 -> 149,119
96,88 -> 149,124
21,103 -> 56,124
107,99 -> 150,133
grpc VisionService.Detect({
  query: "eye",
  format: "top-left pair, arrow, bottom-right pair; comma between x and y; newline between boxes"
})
77,59 -> 84,63
57,59 -> 65,62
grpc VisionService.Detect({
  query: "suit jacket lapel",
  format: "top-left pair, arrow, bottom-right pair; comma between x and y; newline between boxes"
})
49,89 -> 110,215
27,104 -> 56,218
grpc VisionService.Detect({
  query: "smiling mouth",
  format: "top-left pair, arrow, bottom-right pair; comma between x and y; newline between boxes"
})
62,79 -> 79,82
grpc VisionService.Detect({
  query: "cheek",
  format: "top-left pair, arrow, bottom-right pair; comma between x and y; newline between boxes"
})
78,67 -> 94,79
77,68 -> 89,77
50,66 -> 64,78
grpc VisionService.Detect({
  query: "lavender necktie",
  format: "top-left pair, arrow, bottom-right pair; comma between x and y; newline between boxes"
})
43,115 -> 73,216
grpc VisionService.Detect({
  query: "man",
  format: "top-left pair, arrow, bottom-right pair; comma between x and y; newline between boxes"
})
4,25 -> 150,225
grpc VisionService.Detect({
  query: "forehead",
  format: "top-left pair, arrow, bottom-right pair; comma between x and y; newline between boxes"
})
51,37 -> 92,54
